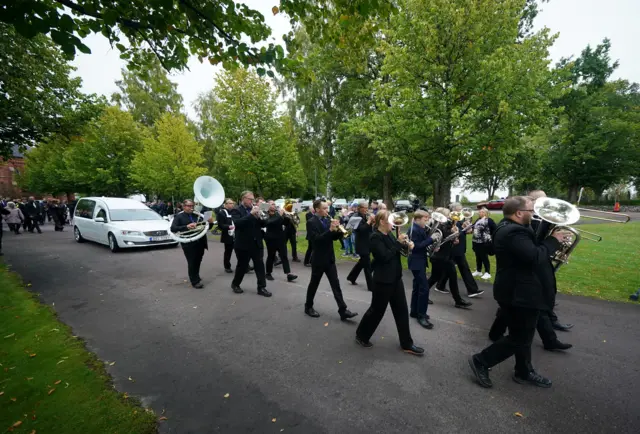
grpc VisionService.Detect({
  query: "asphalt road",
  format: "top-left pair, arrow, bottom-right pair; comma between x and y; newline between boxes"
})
2,225 -> 639,434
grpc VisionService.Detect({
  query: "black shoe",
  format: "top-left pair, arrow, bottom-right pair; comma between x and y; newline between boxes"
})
292,257 -> 301,263
274,260 -> 282,267
305,307 -> 320,318
355,336 -> 373,348
434,287 -> 450,294
231,284 -> 243,294
265,273 -> 275,281
304,263 -> 312,268
192,282 -> 204,289
340,310 -> 358,321
287,274 -> 298,282
552,322 -> 574,331
468,355 -> 492,388
513,370 -> 552,388
455,300 -> 472,309
428,299 -> 434,305
224,268 -> 233,273
468,290 -> 485,298
402,344 -> 425,356
257,287 -> 272,297
348,279 -> 357,285
544,341 -> 572,351
410,312 -> 417,319
417,317 -> 434,329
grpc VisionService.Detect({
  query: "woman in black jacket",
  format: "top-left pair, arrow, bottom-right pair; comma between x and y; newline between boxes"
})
355,210 -> 424,356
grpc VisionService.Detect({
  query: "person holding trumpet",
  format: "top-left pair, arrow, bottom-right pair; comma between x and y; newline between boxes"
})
304,199 -> 358,321
355,210 -> 425,356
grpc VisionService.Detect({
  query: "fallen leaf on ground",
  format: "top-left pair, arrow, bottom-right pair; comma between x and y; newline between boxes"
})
603,340 -> 606,343
381,336 -> 384,340
224,393 -> 230,398
48,388 -> 55,395
29,353 -> 37,358
128,377 -> 135,382
159,416 -> 168,421
514,412 -> 523,417
12,421 -> 22,428
30,430 -> 36,434
324,322 -> 329,327
109,361 -> 115,366
0,391 -> 3,396
123,393 -> 129,399
26,377 -> 33,381
56,360 -> 65,365
50,328 -> 59,332
455,320 -> 464,324
27,283 -> 32,287
54,380 -> 62,385
11,397 -> 17,402
193,306 -> 197,309
272,418 -> 277,422
4,333 -> 15,339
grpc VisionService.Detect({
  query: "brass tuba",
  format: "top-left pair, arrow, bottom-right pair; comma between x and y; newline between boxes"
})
388,211 -> 412,256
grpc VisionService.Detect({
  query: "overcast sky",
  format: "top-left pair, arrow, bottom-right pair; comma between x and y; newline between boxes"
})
69,0 -> 640,200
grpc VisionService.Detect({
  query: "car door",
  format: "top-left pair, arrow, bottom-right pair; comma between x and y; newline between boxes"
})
92,206 -> 109,245
74,199 -> 96,241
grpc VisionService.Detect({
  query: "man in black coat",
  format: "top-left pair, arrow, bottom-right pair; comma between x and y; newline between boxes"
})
346,201 -> 375,291
216,198 -> 236,273
304,199 -> 358,321
303,208 -> 315,266
469,196 -> 564,389
24,197 -> 42,234
170,199 -> 212,288
264,200 -> 297,282
230,191 -> 271,297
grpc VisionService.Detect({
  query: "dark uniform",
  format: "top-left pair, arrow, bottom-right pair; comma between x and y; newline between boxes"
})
216,208 -> 235,272
346,212 -> 373,291
230,205 -> 269,296
170,212 -> 208,287
264,212 -> 292,276
303,211 -> 314,265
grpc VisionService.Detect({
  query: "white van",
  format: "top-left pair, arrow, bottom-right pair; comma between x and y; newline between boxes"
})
73,197 -> 177,252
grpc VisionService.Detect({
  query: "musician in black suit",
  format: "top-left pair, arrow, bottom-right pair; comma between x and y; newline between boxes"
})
427,208 -> 472,309
216,198 -> 236,273
264,200 -> 298,282
355,210 -> 424,355
303,208 -> 315,266
170,199 -> 213,288
408,210 -> 440,329
284,203 -> 300,262
230,191 -> 271,297
469,196 -> 565,389
304,199 -> 357,320
488,190 -> 572,351
346,201 -> 375,291
24,197 -> 42,234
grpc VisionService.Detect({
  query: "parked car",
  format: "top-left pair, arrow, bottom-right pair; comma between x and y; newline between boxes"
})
274,198 -> 286,208
300,200 -> 313,211
477,199 -> 505,210
394,199 -> 413,212
333,198 -> 348,210
73,197 -> 177,252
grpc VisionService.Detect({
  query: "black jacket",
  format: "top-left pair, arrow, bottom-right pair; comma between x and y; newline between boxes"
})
265,213 -> 286,242
431,221 -> 456,260
407,223 -> 435,271
231,205 -> 265,251
492,218 -> 561,310
305,211 -> 314,240
0,205 -> 9,228
370,231 -> 405,284
170,211 -> 208,250
307,215 -> 342,267
353,213 -> 373,255
216,208 -> 235,245
24,201 -> 42,219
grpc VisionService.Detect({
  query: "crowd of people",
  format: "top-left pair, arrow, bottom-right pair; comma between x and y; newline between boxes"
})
169,189 -> 576,389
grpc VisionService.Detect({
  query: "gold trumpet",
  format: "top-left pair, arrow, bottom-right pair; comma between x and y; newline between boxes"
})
331,219 -> 352,238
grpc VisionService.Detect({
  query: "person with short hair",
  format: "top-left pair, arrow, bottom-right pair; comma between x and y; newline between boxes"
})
472,207 -> 496,278
304,199 -> 358,321
216,198 -> 236,273
346,201 -> 375,290
264,200 -> 298,283
355,210 -> 424,356
469,196 -> 565,389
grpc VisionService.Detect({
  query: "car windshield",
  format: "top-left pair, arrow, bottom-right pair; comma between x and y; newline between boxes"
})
110,209 -> 162,221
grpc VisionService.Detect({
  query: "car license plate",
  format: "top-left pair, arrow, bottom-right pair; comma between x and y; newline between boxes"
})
150,235 -> 170,241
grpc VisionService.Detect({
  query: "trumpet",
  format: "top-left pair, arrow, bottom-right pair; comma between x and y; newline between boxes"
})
331,219 -> 352,238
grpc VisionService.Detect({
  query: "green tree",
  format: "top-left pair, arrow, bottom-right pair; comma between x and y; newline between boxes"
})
111,54 -> 183,127
64,107 -> 148,196
195,68 -> 304,199
368,0 -> 561,206
130,113 -> 207,200
0,22 -> 87,157
545,40 -> 640,201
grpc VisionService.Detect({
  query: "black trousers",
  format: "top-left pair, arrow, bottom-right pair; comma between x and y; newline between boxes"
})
182,244 -> 205,285
437,254 -> 479,294
489,306 -> 558,347
233,248 -> 267,288
286,230 -> 298,259
303,241 -> 313,265
477,304 -> 539,376
266,238 -> 291,274
472,243 -> 491,273
25,216 -> 41,233
223,242 -> 234,270
305,263 -> 347,313
8,223 -> 21,234
356,279 -> 414,348
346,253 -> 373,290
428,258 -> 463,304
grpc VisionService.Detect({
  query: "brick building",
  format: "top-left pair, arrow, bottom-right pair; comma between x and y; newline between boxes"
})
0,145 -> 72,201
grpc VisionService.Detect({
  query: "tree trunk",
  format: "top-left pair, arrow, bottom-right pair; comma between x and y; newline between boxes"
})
383,171 -> 392,209
568,185 -> 579,203
325,151 -> 333,200
432,178 -> 452,208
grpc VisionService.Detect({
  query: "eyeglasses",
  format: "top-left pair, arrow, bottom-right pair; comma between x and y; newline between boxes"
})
183,204 -> 194,207
518,209 -> 534,213
245,197 -> 255,201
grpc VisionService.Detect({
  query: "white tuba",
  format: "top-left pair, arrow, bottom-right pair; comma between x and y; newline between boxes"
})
168,176 -> 225,243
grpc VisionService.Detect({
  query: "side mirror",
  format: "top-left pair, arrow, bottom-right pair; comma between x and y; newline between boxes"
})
94,217 -> 105,223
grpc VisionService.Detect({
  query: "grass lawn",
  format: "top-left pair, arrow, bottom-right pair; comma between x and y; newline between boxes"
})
0,264 -> 157,434
286,212 -> 640,303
